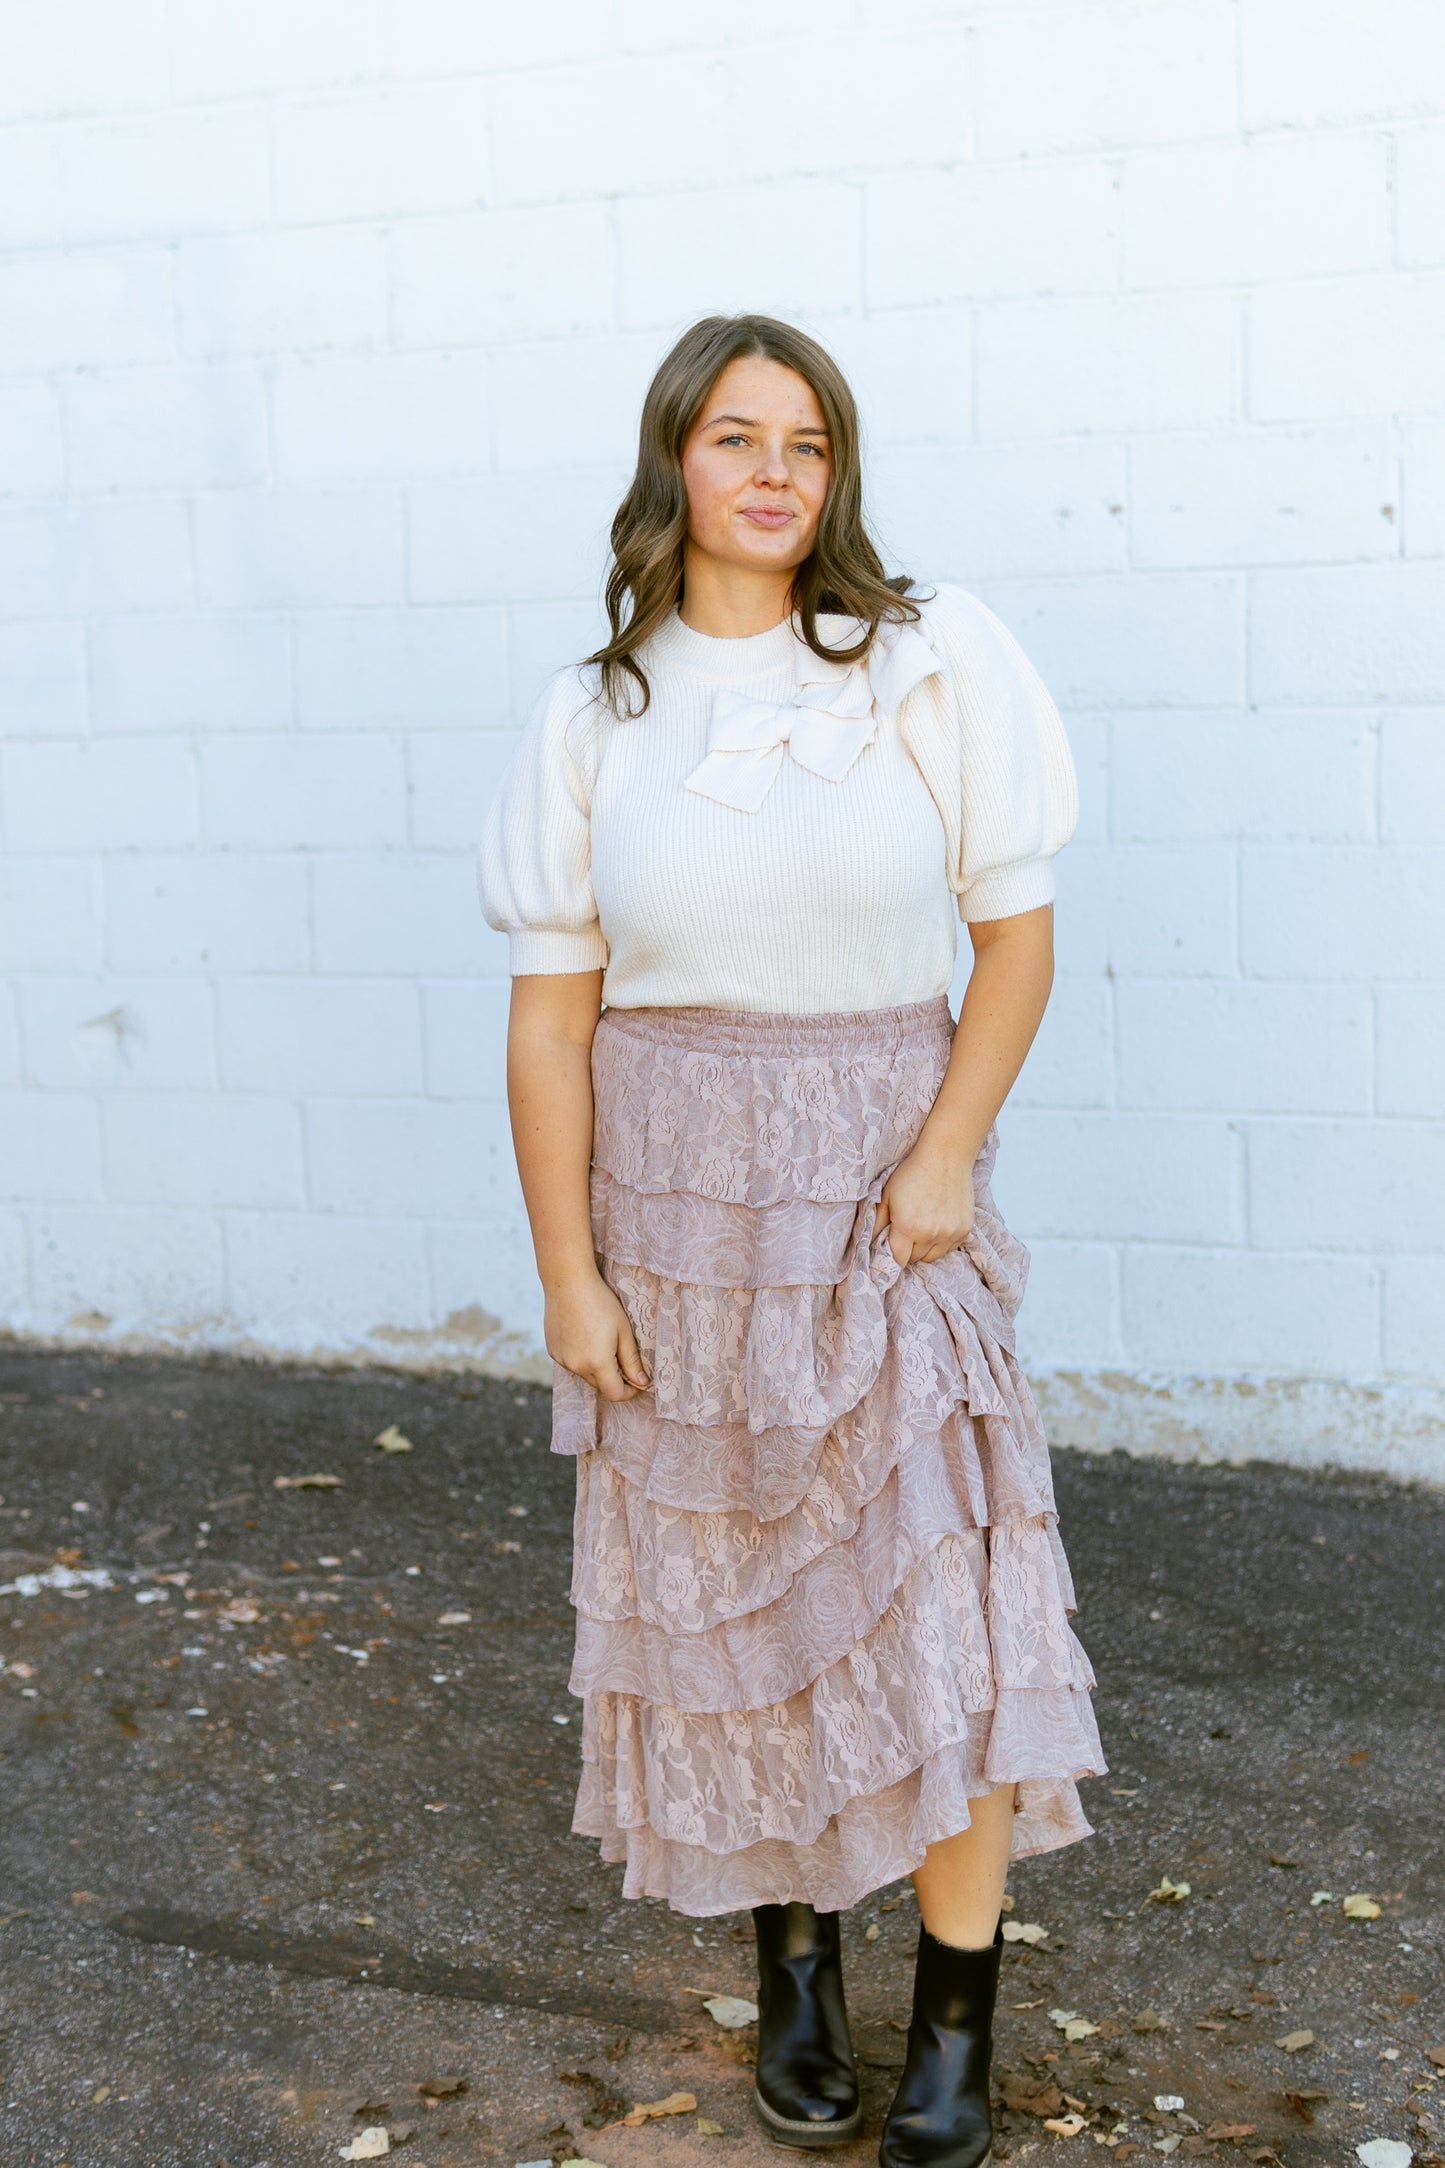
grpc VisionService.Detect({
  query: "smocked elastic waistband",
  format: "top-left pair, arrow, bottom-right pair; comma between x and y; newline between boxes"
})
596,992 -> 954,1059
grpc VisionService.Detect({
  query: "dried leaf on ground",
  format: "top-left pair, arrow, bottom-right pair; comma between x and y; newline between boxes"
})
374,1426 -> 413,1454
1000,1893 -> 1016,1912
1275,2030 -> 1316,2053
1147,1877 -> 1191,1904
1132,2010 -> 1167,2033
1044,2112 -> 1088,2137
1284,2090 -> 1328,2122
437,1611 -> 471,1626
1049,2010 -> 1099,2043
1000,2077 -> 1066,2117
1002,1920 -> 1049,1945
1342,1893 -> 1382,1919
865,1922 -> 880,1940
273,1474 -> 342,1490
691,1992 -> 757,2028
1429,2046 -> 1445,2071
622,2091 -> 697,2126
340,2131 -> 389,2160
1155,2096 -> 1185,2113
1310,1891 -> 1335,1906
697,2118 -> 725,2135
416,2074 -> 467,2099
1205,2124 -> 1257,2142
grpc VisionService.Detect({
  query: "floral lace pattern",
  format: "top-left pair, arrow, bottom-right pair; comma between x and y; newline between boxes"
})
553,994 -> 1106,1914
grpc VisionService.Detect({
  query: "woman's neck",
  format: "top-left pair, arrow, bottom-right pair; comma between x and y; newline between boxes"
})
676,555 -> 799,638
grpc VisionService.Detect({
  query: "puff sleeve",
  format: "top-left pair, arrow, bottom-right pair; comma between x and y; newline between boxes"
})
476,663 -> 611,975
900,583 -> 1079,922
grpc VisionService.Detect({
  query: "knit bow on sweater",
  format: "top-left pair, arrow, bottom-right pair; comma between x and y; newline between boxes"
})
680,612 -> 946,815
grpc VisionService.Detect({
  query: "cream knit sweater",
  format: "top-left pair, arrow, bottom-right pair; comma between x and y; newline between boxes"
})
477,581 -> 1078,1015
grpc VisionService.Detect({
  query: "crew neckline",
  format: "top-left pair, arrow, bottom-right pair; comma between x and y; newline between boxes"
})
647,603 -> 805,678
646,600 -> 886,683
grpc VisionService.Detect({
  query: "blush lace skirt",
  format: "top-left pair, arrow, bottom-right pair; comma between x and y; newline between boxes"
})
549,992 -> 1106,1916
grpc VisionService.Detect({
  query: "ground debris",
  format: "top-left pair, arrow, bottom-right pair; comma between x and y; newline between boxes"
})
622,2091 -> 697,2126
340,2130 -> 388,2160
1002,1920 -> 1049,1945
1146,1877 -> 1192,1905
1356,2143 -> 1412,2168
688,1990 -> 757,2028
999,2075 -> 1066,2117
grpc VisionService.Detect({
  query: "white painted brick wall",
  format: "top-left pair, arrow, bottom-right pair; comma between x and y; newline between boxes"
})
0,0 -> 1441,1473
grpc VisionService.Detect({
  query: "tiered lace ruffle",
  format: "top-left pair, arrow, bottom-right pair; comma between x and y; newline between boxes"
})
550,993 -> 1106,1915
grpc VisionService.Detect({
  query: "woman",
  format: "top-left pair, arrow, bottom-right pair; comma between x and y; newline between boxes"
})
478,313 -> 1105,2168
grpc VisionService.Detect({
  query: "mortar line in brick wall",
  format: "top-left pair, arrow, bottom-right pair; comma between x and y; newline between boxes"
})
963,20 -> 979,165
605,194 -> 622,335
1387,414 -> 1408,563
1232,838 -> 1243,982
1231,0 -> 1245,141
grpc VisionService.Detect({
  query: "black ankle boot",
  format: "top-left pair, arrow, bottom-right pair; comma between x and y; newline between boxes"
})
751,1901 -> 863,2148
877,1922 -> 1003,2168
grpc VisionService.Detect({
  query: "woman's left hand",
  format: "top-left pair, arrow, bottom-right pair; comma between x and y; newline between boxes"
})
871,1136 -> 977,1267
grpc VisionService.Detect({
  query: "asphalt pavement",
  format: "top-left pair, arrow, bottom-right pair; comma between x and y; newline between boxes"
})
0,1346 -> 1441,2168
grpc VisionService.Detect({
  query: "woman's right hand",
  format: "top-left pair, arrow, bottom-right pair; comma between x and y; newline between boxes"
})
544,1267 -> 652,1401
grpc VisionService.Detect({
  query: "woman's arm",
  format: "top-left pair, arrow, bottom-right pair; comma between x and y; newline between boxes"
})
507,971 -> 651,1400
872,904 -> 1054,1266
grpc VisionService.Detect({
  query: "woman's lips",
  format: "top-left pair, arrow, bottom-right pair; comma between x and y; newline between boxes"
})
739,507 -> 794,527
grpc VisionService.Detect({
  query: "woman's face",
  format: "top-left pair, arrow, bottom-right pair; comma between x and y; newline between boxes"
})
679,354 -> 831,579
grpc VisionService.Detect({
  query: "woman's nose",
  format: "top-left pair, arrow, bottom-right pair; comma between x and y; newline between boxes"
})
752,441 -> 791,482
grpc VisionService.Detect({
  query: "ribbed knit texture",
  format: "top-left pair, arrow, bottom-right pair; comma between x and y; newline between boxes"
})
477,581 -> 1078,1015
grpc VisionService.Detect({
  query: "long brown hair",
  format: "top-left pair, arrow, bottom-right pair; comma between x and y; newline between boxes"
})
584,314 -> 931,720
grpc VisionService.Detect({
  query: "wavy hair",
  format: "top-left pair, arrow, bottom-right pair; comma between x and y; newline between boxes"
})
584,313 -> 931,720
